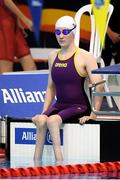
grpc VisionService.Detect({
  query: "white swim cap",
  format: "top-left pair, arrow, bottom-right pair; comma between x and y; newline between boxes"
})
55,16 -> 76,34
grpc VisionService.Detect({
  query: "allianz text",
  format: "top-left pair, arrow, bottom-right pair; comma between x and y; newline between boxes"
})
1,88 -> 46,103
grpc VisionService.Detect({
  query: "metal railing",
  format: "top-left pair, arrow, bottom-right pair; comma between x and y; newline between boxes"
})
91,80 -> 120,116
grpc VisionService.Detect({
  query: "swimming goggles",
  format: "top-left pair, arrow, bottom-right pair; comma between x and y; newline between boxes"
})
55,25 -> 76,36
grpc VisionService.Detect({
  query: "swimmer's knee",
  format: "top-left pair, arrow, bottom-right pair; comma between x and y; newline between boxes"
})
47,115 -> 62,127
32,114 -> 48,127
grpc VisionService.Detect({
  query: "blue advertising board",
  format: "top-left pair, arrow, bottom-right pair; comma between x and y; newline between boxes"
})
15,127 -> 63,145
0,72 -> 48,118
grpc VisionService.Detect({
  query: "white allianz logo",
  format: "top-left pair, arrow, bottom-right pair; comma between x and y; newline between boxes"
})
22,131 -> 36,141
1,88 -> 46,104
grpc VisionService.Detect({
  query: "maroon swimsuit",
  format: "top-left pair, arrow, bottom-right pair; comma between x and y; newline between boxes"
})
43,49 -> 91,123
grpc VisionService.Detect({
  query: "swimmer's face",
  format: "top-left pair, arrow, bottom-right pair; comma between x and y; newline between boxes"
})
55,26 -> 76,47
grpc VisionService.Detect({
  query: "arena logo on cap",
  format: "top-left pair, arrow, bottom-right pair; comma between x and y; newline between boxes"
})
1,88 -> 46,104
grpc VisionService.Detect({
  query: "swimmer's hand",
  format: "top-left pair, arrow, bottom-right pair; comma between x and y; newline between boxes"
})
79,112 -> 96,125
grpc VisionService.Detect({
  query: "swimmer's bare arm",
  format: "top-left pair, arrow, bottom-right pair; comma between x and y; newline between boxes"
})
76,50 -> 104,123
85,52 -> 104,120
4,0 -> 33,31
42,51 -> 58,113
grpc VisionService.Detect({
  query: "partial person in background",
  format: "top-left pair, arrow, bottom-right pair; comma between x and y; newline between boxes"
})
0,0 -> 36,73
32,16 -> 103,162
102,0 -> 120,66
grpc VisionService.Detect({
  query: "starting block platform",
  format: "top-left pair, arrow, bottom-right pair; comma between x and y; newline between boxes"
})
5,116 -> 120,163
92,63 -> 120,74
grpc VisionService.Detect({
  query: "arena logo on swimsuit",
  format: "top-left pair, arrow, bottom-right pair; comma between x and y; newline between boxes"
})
55,63 -> 67,67
1,88 -> 46,103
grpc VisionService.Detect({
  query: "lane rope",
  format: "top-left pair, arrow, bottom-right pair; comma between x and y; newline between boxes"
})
0,161 -> 120,178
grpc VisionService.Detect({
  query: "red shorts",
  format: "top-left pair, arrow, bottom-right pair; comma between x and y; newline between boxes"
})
0,17 -> 30,62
